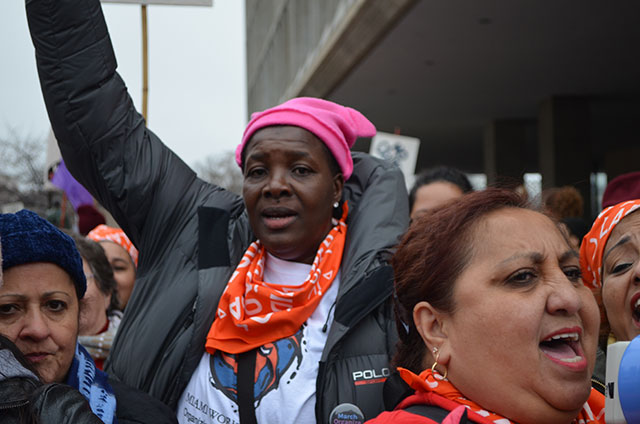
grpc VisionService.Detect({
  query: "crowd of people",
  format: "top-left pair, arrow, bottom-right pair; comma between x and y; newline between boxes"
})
0,0 -> 638,423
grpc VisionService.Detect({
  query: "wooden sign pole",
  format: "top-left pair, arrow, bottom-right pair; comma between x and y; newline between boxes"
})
141,4 -> 149,122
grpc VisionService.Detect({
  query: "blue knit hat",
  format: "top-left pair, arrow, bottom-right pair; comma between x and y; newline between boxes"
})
0,209 -> 86,298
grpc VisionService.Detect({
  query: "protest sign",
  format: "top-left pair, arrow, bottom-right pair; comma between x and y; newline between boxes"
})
369,132 -> 421,189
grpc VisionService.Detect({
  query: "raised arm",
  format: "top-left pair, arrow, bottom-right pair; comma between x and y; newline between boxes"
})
25,0 -> 201,247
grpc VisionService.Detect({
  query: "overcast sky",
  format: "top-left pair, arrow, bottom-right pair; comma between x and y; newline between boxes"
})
0,0 -> 247,168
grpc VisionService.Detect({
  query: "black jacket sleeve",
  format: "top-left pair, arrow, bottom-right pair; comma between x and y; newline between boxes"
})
31,384 -> 104,424
25,0 -> 214,253
25,0 -> 246,403
109,377 -> 178,424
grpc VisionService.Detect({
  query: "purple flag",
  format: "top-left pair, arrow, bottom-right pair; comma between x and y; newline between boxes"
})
51,160 -> 94,210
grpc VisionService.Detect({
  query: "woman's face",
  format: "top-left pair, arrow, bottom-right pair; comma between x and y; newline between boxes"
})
242,126 -> 343,264
601,210 -> 640,341
78,259 -> 110,336
0,263 -> 79,383
99,241 -> 135,309
411,181 -> 464,218
442,208 -> 599,424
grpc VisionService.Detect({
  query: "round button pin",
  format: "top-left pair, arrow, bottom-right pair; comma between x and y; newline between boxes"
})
329,403 -> 365,424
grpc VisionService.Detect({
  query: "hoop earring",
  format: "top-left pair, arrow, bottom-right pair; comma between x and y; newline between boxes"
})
431,349 -> 448,380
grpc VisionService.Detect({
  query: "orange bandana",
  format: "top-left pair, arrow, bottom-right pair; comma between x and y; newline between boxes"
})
205,204 -> 348,354
580,199 -> 640,289
398,368 -> 605,424
87,224 -> 139,267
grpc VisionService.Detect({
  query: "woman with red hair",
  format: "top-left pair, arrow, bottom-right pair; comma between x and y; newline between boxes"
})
372,189 -> 604,423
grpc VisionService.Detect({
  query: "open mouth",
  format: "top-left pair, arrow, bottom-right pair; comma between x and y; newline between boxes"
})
632,294 -> 640,327
261,207 -> 297,230
539,329 -> 586,370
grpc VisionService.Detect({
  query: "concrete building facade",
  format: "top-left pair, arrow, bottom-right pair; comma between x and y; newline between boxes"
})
246,1 -> 640,218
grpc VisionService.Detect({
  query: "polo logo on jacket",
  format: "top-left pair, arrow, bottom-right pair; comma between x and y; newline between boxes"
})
352,367 -> 390,385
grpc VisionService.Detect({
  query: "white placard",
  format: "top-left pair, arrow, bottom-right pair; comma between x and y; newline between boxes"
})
369,132 -> 420,188
101,0 -> 212,6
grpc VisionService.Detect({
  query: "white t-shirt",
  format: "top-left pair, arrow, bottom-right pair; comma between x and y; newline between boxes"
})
177,253 -> 339,424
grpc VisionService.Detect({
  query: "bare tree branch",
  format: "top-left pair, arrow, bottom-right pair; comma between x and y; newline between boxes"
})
0,127 -> 47,191
0,127 -> 49,212
193,151 -> 243,195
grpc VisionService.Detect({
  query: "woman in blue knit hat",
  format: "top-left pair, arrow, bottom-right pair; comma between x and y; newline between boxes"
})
0,209 -> 177,424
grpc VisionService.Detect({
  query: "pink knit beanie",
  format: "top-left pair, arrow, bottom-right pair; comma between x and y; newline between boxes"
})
236,97 -> 376,180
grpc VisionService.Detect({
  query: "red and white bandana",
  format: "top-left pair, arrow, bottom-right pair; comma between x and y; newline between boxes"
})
87,224 -> 138,267
398,368 -> 605,424
580,199 -> 640,289
205,204 -> 348,354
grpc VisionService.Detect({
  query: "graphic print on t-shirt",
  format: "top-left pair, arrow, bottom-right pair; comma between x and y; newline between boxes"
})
209,327 -> 304,405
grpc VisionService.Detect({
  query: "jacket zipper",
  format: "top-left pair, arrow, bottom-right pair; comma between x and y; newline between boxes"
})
0,399 -> 30,410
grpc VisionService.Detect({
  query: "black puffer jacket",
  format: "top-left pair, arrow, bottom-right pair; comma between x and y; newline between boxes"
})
26,0 -> 409,421
0,348 -> 101,424
0,344 -> 177,424
0,349 -> 177,424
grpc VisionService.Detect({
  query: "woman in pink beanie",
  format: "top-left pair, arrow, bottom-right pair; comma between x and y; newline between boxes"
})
236,97 -> 376,180
26,2 -> 409,421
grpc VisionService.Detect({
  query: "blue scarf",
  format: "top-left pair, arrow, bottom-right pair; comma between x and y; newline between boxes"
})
65,343 -> 117,423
